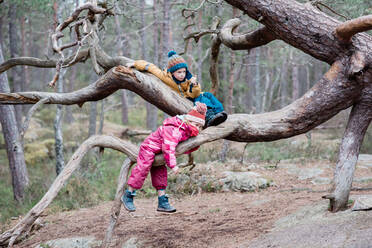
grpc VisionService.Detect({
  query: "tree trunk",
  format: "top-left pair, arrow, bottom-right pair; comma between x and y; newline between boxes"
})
20,15 -> 29,90
161,0 -> 171,120
253,47 -> 261,113
227,52 -> 235,114
280,52 -> 289,108
8,3 -> 23,130
244,51 -> 253,112
114,7 -> 129,125
291,50 -> 300,101
139,0 -> 157,131
64,65 -> 76,123
197,10 -> 203,81
88,72 -> 98,137
161,0 -> 170,66
0,42 -> 29,202
330,100 -> 372,211
54,0 -> 65,175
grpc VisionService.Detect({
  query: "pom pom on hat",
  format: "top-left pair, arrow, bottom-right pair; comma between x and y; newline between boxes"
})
168,50 -> 177,58
185,102 -> 207,126
195,102 -> 207,116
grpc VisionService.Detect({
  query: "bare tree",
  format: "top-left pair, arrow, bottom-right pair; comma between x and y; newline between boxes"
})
0,41 -> 29,202
1,0 -> 372,245
8,2 -> 23,130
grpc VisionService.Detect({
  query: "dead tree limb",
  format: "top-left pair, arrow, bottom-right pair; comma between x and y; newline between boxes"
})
330,83 -> 372,212
102,158 -> 134,248
335,15 -> 372,43
0,49 -> 89,74
219,18 -> 277,50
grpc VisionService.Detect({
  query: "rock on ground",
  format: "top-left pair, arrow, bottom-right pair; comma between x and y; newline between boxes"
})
244,199 -> 372,248
34,236 -> 101,248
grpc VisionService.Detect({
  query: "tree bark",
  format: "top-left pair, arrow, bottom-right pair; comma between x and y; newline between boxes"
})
291,49 -> 300,101
8,3 -> 23,130
88,72 -> 98,137
253,47 -> 261,113
114,8 -> 129,125
54,0 -> 66,175
330,96 -> 372,211
140,0 -> 157,131
0,42 -> 29,202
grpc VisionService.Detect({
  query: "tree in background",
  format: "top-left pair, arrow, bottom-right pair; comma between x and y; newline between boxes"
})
0,0 -> 371,246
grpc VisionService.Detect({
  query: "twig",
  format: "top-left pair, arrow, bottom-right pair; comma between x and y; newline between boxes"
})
311,1 -> 349,20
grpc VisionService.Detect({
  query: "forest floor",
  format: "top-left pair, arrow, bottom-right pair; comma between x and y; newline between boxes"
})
8,141 -> 372,248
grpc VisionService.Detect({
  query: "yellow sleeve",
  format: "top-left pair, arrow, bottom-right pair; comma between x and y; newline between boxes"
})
188,83 -> 202,98
134,60 -> 176,89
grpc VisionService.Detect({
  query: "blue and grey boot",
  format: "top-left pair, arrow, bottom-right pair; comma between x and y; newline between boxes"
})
157,194 -> 176,213
121,189 -> 136,212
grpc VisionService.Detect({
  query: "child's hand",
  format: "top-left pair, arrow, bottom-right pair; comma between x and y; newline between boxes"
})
190,77 -> 198,85
126,62 -> 135,68
172,166 -> 180,174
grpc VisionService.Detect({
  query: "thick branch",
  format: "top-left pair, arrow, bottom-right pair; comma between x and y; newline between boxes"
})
0,66 -> 191,115
336,15 -> 372,43
224,0 -> 371,64
0,59 -> 363,143
0,49 -> 89,74
330,99 -> 372,212
219,18 -> 276,50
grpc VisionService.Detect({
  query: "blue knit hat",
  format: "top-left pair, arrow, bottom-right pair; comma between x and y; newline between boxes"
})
167,51 -> 192,82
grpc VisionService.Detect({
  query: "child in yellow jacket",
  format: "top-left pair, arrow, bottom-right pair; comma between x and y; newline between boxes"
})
127,51 -> 227,127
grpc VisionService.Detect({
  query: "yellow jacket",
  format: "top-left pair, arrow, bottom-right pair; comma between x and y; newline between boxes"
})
134,60 -> 202,99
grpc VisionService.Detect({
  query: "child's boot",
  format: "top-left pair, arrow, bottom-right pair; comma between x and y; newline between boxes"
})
207,111 -> 228,127
157,194 -> 176,213
121,189 -> 136,212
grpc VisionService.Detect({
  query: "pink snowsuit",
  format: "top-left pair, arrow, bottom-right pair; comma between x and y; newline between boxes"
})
127,116 -> 198,190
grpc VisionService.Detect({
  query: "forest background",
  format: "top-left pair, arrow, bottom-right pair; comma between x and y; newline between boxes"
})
0,0 -> 371,226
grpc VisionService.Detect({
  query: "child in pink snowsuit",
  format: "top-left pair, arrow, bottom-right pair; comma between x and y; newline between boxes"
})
122,102 -> 207,213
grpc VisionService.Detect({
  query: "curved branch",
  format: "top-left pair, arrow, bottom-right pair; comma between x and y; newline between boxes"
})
0,49 -> 89,74
336,15 -> 372,43
0,59 -> 363,143
219,18 -> 277,50
0,66 -> 192,115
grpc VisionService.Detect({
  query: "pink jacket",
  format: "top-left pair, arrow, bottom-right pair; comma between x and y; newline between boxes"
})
141,116 -> 197,168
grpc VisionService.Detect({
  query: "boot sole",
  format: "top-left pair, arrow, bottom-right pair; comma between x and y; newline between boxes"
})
157,208 -> 176,213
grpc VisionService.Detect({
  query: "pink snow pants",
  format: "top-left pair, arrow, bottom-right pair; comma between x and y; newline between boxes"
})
127,143 -> 167,190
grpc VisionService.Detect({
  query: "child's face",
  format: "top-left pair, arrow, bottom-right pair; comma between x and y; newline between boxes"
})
189,121 -> 202,131
172,68 -> 186,81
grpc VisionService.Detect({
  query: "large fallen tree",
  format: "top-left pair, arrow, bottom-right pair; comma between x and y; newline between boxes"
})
0,0 -> 371,247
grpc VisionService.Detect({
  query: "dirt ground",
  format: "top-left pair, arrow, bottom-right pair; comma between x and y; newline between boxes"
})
9,151 -> 372,248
